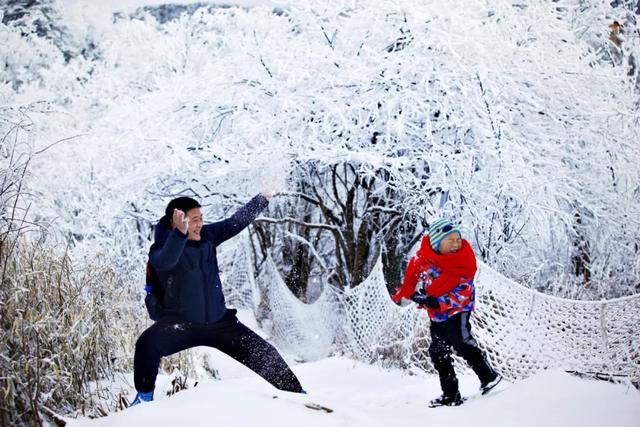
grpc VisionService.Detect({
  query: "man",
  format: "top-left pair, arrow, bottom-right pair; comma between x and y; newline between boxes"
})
131,192 -> 304,406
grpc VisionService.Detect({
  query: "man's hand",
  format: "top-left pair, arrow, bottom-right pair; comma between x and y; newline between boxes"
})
410,293 -> 441,309
173,209 -> 189,235
261,189 -> 277,200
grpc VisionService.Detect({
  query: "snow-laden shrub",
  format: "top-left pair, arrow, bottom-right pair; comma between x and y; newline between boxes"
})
0,236 -> 136,425
0,106 -> 140,425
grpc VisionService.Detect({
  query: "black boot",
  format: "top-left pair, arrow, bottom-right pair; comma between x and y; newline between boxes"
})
428,391 -> 464,408
480,374 -> 502,395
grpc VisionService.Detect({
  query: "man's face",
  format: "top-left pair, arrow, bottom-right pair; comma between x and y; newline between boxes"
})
439,232 -> 462,255
185,207 -> 204,241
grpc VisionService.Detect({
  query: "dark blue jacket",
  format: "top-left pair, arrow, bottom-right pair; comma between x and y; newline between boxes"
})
149,194 -> 269,323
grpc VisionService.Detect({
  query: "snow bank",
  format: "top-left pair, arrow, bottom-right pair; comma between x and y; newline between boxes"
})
69,356 -> 640,427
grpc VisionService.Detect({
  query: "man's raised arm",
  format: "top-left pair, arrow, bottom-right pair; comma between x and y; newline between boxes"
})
202,192 -> 272,246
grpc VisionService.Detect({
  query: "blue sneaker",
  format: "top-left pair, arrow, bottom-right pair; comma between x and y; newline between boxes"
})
130,391 -> 154,406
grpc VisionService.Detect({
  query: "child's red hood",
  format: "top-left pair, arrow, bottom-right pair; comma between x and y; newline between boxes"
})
420,235 -> 477,279
392,235 -> 477,302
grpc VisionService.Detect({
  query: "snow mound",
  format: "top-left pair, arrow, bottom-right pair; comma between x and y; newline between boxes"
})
69,357 -> 640,427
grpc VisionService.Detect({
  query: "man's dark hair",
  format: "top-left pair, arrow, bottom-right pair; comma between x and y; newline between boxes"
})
163,197 -> 201,227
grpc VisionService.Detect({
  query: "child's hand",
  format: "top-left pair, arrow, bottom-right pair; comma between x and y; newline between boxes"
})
391,287 -> 404,303
410,293 -> 440,309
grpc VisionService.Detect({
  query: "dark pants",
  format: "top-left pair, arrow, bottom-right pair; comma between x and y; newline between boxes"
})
428,311 -> 496,397
134,309 -> 303,393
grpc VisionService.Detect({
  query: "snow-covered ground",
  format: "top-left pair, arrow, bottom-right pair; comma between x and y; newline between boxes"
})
69,359 -> 640,427
68,311 -> 640,427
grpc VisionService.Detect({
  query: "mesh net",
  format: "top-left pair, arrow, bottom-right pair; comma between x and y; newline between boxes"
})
223,237 -> 259,311
223,239 -> 338,361
253,256 -> 339,361
223,236 -> 640,383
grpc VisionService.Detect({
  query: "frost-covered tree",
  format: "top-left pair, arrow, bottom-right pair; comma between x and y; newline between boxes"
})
2,0 -> 639,304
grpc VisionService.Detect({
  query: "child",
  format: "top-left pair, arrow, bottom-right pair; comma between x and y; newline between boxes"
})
392,219 -> 501,407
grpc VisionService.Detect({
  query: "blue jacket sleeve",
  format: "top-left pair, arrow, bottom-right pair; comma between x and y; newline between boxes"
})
149,229 -> 188,272
202,194 -> 269,246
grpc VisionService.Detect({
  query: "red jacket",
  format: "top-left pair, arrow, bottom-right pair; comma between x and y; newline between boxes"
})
392,236 -> 477,320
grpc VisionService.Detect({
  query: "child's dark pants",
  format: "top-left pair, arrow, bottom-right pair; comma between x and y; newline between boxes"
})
429,311 -> 496,396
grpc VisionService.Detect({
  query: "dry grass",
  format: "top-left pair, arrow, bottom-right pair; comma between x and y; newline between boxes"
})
0,235 -> 138,425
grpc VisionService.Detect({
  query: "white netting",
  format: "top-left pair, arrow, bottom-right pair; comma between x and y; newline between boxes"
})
224,237 -> 640,383
253,256 -> 338,361
223,239 -> 338,361
223,238 -> 260,311
335,259 -> 428,364
473,266 -> 640,380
